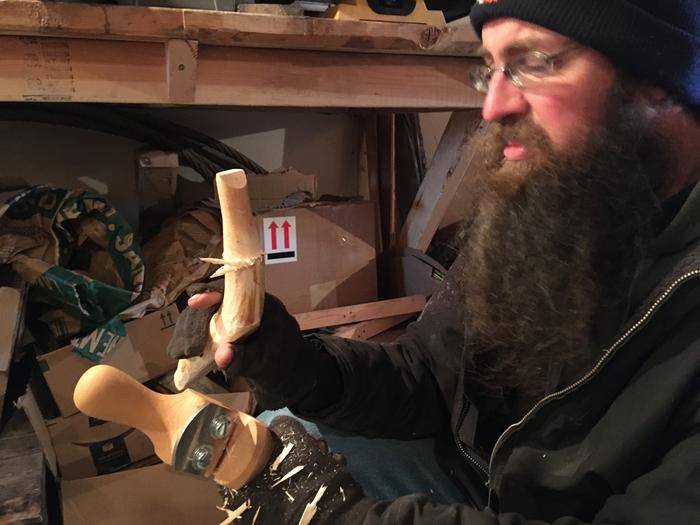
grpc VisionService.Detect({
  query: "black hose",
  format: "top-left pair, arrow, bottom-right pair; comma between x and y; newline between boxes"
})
0,103 -> 268,179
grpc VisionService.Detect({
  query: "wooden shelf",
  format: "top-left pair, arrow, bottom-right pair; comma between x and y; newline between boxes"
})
0,0 -> 484,109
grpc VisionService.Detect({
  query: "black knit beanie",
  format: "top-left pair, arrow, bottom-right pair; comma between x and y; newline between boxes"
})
469,1 -> 700,114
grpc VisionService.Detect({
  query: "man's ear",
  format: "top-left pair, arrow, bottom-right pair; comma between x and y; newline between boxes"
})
637,85 -> 681,113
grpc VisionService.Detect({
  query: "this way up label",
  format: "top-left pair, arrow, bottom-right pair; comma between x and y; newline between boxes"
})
263,216 -> 297,264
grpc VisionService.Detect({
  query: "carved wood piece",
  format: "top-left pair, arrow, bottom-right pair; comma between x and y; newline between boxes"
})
174,169 -> 264,391
73,365 -> 273,489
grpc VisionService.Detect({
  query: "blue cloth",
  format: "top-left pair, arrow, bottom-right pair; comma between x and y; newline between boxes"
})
258,408 -> 466,504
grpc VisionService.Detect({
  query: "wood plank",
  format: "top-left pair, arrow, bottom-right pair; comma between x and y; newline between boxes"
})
333,313 -> 415,340
195,45 -> 483,109
17,391 -> 59,479
166,39 -> 198,104
0,35 -> 483,108
0,0 -> 186,43
294,295 -> 426,331
0,0 -> 481,57
0,411 -> 46,524
0,288 -> 22,374
397,110 -> 483,252
0,286 -> 25,424
377,113 -> 397,251
0,36 -> 166,103
363,115 -> 384,253
186,9 -> 478,56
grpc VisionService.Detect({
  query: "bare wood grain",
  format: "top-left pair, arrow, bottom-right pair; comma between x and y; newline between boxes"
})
0,412 -> 46,524
398,111 -> 484,252
0,0 -> 480,57
294,295 -> 426,331
73,365 -> 272,490
0,34 -> 482,109
0,36 -> 166,103
194,46 -> 483,109
166,39 -> 198,104
333,313 -> 415,340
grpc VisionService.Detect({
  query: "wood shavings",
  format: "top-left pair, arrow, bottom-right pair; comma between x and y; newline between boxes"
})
270,465 -> 305,488
202,255 -> 262,278
270,442 -> 294,473
251,506 -> 261,525
285,490 -> 295,502
216,500 -> 250,525
340,486 -> 346,502
298,485 -> 328,525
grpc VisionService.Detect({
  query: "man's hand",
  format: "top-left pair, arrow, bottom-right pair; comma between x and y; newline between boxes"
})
183,286 -> 233,369
167,283 -> 339,410
220,416 -> 371,524
166,279 -> 227,363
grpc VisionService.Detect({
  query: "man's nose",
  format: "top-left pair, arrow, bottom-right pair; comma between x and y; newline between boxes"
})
481,72 -> 529,123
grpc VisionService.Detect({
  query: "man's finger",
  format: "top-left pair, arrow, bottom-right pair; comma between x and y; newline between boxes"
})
215,342 -> 235,369
188,291 -> 223,309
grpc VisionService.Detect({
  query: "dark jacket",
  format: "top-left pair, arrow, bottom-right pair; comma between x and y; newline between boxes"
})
299,180 -> 700,524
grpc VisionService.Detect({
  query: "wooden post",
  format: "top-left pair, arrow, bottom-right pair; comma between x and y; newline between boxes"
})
378,113 -> 397,252
397,110 -> 483,253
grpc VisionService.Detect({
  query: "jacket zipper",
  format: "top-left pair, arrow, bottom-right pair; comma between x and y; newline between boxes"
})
456,436 -> 489,480
454,399 -> 490,480
484,269 -> 700,508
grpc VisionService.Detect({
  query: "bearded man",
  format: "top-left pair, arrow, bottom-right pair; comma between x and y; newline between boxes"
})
169,1 -> 700,523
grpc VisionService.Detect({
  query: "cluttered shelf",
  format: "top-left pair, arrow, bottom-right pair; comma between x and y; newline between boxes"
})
0,0 -> 483,109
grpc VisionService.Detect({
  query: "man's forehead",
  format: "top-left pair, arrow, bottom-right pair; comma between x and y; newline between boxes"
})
478,18 -> 574,59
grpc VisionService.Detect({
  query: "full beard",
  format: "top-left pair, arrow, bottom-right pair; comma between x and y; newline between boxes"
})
458,90 -> 665,402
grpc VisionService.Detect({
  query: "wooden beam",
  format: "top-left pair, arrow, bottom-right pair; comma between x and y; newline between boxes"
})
294,295 -> 426,331
165,39 -> 198,104
377,113 -> 397,250
397,111 -> 484,252
0,0 -> 185,43
0,0 -> 480,57
333,313 -> 415,340
194,46 -> 482,109
362,114 -> 383,254
0,35 -> 483,109
1,36 -> 166,103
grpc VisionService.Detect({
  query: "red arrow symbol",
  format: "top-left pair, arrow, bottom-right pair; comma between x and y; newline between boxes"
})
268,221 -> 278,250
281,220 -> 291,249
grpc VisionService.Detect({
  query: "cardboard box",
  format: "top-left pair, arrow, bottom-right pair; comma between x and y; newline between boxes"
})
21,386 -> 250,483
47,412 -> 155,480
248,168 -> 317,212
38,305 -> 179,417
257,200 -> 377,314
0,286 -> 24,421
62,464 -> 224,525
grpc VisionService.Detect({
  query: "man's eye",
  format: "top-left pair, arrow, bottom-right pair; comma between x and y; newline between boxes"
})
515,54 -> 551,76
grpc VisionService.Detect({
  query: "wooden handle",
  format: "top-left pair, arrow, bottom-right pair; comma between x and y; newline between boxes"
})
73,364 -> 211,464
74,364 -> 274,489
174,169 -> 264,390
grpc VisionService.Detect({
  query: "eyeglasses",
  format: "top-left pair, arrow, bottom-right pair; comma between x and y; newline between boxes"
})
469,45 -> 583,94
